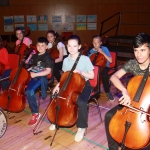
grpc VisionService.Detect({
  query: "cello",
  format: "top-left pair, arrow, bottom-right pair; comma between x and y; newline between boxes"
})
47,51 -> 85,126
81,43 -> 89,56
90,51 -> 106,68
109,66 -> 150,149
46,51 -> 85,145
0,50 -> 30,112
48,43 -> 59,60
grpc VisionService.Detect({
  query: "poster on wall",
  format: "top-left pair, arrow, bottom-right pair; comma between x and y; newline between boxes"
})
27,24 -> 37,31
52,22 -> 62,30
4,25 -> 14,32
65,15 -> 75,23
76,23 -> 86,30
76,15 -> 86,22
38,15 -> 48,23
38,24 -> 48,31
52,16 -> 62,23
14,15 -> 24,23
87,23 -> 97,30
27,15 -> 37,23
87,15 -> 97,22
63,23 -> 74,31
4,16 -> 14,25
14,24 -> 25,30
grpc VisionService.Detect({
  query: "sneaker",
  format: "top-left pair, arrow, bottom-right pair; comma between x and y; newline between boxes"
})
74,128 -> 86,142
106,92 -> 115,102
28,113 -> 41,126
49,124 -> 56,131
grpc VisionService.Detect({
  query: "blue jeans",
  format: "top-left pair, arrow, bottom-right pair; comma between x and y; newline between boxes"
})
25,76 -> 48,113
0,69 -> 12,91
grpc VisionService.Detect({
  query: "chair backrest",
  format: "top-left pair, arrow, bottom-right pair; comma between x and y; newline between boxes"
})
8,54 -> 20,69
108,51 -> 117,76
89,65 -> 100,89
89,65 -> 101,97
109,51 -> 117,69
61,32 -> 73,41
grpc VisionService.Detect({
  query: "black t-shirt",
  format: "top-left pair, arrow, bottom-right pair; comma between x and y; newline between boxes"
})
31,51 -> 53,73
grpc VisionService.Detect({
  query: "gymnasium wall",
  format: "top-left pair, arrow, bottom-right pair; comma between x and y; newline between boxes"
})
0,0 -> 150,48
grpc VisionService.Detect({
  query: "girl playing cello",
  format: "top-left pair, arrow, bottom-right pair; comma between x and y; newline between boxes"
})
15,27 -> 32,48
105,32 -> 150,150
15,27 -> 33,63
0,36 -> 12,93
47,30 -> 68,82
49,35 -> 94,142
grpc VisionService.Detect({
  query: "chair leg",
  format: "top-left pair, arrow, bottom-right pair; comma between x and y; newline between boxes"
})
92,98 -> 103,122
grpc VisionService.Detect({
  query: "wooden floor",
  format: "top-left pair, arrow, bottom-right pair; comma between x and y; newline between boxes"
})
0,84 -> 125,150
0,61 -> 140,150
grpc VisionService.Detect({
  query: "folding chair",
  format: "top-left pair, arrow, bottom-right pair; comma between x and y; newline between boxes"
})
61,32 -> 73,41
108,51 -> 117,77
88,65 -> 102,122
108,51 -> 117,89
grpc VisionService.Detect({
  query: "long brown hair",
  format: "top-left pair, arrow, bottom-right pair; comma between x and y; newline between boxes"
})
46,30 -> 62,47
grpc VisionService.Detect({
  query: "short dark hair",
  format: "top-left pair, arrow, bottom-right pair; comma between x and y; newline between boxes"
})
92,35 -> 101,41
37,37 -> 48,45
133,32 -> 150,48
68,35 -> 81,45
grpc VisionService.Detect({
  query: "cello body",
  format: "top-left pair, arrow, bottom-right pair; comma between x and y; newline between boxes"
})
47,71 -> 85,127
0,67 -> 30,112
90,52 -> 107,68
109,76 -> 150,149
49,46 -> 59,60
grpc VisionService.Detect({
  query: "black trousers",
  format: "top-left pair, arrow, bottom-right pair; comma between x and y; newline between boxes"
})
53,61 -> 62,82
53,55 -> 68,82
101,67 -> 110,93
104,105 -> 150,150
76,81 -> 92,128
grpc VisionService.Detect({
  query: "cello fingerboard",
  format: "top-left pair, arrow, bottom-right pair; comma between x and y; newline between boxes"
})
133,67 -> 149,102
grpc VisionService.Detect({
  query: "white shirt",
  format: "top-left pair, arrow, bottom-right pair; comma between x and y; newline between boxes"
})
57,42 -> 67,56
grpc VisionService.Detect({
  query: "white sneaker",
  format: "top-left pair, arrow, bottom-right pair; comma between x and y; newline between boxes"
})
75,128 -> 86,142
49,124 -> 56,131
